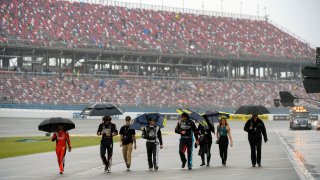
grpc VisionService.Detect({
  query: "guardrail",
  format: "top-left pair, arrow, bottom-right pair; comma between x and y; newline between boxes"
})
0,70 -> 303,83
63,0 -> 265,21
0,103 -> 311,114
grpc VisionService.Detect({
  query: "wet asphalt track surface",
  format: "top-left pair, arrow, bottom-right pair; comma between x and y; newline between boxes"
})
0,118 -> 319,180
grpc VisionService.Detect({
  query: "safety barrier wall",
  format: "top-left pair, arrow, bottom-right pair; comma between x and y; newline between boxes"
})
0,108 -> 137,120
0,103 -> 304,114
0,108 -> 271,120
0,109 -> 318,121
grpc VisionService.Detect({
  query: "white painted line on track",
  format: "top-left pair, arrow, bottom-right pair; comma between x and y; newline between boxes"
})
276,131 -> 314,180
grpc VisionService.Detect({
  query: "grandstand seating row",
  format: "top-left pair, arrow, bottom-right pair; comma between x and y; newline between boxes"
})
1,75 -> 319,108
0,0 -> 315,59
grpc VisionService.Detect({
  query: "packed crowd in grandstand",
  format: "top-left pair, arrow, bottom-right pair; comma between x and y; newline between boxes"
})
0,0 -> 315,59
1,75 -> 318,108
0,0 -> 318,108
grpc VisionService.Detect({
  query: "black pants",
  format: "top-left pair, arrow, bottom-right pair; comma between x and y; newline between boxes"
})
249,137 -> 262,165
146,141 -> 159,168
179,138 -> 193,168
218,136 -> 229,163
199,139 -> 212,164
100,139 -> 113,168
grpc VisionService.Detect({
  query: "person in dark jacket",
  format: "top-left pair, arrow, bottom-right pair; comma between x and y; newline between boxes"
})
244,114 -> 268,167
175,112 -> 199,170
119,116 -> 137,171
197,115 -> 215,167
142,118 -> 163,171
97,116 -> 118,172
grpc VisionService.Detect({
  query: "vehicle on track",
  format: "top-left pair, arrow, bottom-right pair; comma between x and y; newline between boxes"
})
289,106 -> 312,130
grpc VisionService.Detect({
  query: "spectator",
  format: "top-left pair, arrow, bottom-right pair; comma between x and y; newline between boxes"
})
0,0 -> 315,59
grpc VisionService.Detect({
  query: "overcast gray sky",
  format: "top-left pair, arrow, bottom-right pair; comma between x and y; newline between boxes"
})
115,0 -> 320,47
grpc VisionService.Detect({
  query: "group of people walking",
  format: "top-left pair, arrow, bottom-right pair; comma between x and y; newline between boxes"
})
51,113 -> 267,174
175,112 -> 233,170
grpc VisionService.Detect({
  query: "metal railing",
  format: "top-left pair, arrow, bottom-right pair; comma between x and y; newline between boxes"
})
0,37 -> 315,61
62,0 -> 265,21
268,19 -> 316,49
0,70 -> 302,84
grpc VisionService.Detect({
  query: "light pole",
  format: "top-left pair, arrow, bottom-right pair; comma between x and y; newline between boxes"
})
202,0 -> 204,14
182,0 -> 184,13
221,0 -> 223,16
264,7 -> 268,21
162,0 -> 164,11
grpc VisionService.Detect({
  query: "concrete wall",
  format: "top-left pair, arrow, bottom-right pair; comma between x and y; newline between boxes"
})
0,108 -> 275,121
3,108 -> 317,121
0,108 -> 141,120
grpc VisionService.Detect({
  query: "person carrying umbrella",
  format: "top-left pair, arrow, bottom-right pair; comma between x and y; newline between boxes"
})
198,115 -> 215,167
97,116 -> 118,172
175,112 -> 199,170
51,124 -> 72,174
119,116 -> 137,171
244,114 -> 268,167
38,117 -> 75,174
142,118 -> 163,171
216,116 -> 233,166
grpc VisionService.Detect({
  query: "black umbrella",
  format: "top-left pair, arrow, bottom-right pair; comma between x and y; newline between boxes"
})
203,110 -> 230,124
234,105 -> 270,115
80,103 -> 124,116
38,117 -> 75,133
177,108 -> 208,127
279,91 -> 296,107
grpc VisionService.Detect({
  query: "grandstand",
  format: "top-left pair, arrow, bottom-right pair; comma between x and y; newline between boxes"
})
1,72 -> 319,109
0,0 -> 318,111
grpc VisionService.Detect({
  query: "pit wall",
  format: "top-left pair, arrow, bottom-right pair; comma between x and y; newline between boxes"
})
0,108 -> 286,121
1,108 -> 319,121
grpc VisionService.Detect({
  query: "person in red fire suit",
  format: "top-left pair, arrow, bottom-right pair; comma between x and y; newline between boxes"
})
51,124 -> 72,174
